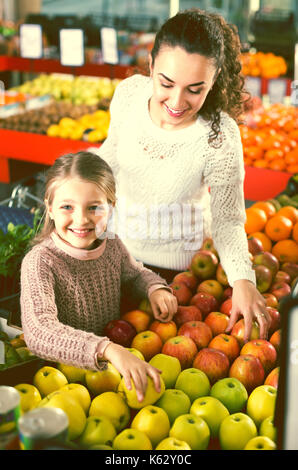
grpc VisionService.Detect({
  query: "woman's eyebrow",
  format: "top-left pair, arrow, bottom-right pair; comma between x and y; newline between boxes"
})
158,72 -> 205,87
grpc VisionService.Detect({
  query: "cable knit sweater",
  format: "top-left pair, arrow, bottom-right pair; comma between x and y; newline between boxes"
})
20,231 -> 170,371
89,74 -> 255,287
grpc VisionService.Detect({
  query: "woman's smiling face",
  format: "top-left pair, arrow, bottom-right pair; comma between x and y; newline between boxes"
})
149,46 -> 218,130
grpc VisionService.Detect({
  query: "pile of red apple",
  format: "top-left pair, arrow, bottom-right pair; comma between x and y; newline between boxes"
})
103,237 -> 297,395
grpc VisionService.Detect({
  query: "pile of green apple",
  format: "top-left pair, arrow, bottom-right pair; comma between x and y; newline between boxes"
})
12,74 -> 121,106
13,351 -> 277,450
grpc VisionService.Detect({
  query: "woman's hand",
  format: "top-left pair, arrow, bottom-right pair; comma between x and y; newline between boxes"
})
149,288 -> 178,323
225,279 -> 271,343
102,343 -> 162,402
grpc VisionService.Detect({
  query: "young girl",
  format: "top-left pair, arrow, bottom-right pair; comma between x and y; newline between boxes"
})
89,8 -> 270,343
20,151 -> 177,402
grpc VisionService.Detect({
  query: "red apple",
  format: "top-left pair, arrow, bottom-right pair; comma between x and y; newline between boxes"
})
253,251 -> 280,278
149,320 -> 177,343
247,236 -> 264,255
266,306 -> 281,336
253,264 -> 273,293
178,321 -> 213,350
169,281 -> 193,306
204,312 -> 230,336
131,330 -> 163,361
172,271 -> 198,292
220,298 -> 233,316
197,279 -> 224,303
121,310 -> 151,333
262,293 -> 278,308
216,264 -> 229,287
190,250 -> 219,280
173,305 -> 202,328
270,329 -> 281,353
281,262 -> 298,282
193,348 -> 230,385
208,333 -> 240,364
229,354 -> 265,394
162,335 -> 198,370
270,281 -> 291,301
201,238 -> 219,258
274,270 -> 291,285
103,319 -> 137,347
231,319 -> 260,348
223,286 -> 233,300
190,292 -> 219,319
240,339 -> 277,374
264,366 -> 279,389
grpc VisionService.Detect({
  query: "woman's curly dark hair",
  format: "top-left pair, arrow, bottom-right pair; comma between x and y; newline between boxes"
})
150,9 -> 249,145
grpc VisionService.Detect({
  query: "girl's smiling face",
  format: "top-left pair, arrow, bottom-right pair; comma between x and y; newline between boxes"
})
149,46 -> 218,130
47,177 -> 111,250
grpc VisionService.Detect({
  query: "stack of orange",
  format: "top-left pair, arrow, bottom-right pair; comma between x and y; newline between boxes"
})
240,104 -> 298,173
240,51 -> 287,79
245,201 -> 298,264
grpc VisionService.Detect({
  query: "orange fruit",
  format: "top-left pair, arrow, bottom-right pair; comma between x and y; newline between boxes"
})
272,239 -> 298,264
265,214 -> 293,241
287,164 -> 298,174
250,231 -> 272,252
268,159 -> 286,171
293,222 -> 298,243
253,159 -> 268,169
264,149 -> 284,161
251,201 -> 276,219
245,208 -> 268,234
277,206 -> 298,224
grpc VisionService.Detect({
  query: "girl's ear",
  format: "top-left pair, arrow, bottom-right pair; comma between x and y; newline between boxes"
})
45,199 -> 53,220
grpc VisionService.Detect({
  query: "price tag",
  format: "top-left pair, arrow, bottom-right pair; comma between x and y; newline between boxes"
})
20,24 -> 43,59
100,27 -> 119,65
245,76 -> 262,97
268,78 -> 287,104
59,29 -> 85,67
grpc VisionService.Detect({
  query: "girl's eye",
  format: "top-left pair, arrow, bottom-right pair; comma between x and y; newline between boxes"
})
161,83 -> 172,89
61,205 -> 72,210
93,205 -> 107,213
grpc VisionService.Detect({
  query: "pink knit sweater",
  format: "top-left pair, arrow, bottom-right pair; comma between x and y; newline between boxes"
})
20,231 -> 170,371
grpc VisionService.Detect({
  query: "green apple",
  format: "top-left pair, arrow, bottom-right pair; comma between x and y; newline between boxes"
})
149,353 -> 181,388
244,436 -> 276,450
78,416 -> 116,449
175,368 -> 210,403
57,363 -> 87,383
155,389 -> 191,425
259,416 -> 277,442
131,405 -> 170,448
85,363 -> 121,396
38,390 -> 86,440
33,366 -> 68,397
169,414 -> 210,450
219,413 -> 257,450
89,444 -> 114,450
89,391 -> 130,431
246,385 -> 277,428
117,376 -> 165,409
210,377 -> 248,414
59,383 -> 91,415
113,429 -> 152,450
14,383 -> 42,413
155,437 -> 191,450
190,396 -> 229,438
126,348 -> 145,360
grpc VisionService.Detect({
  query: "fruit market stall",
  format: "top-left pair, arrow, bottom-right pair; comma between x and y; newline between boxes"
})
1,197 -> 298,450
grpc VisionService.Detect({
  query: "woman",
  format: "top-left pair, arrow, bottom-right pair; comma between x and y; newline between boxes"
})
89,9 -> 270,342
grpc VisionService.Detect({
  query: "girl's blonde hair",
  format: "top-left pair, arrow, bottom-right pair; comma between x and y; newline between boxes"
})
31,151 -> 116,246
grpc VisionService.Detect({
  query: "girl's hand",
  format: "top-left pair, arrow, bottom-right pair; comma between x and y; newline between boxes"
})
102,343 -> 162,402
225,279 -> 271,343
149,289 -> 178,323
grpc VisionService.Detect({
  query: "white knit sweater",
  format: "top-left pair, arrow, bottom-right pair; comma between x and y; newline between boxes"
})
89,74 -> 255,287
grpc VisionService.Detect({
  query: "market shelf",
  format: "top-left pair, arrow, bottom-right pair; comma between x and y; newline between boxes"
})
0,128 -> 291,199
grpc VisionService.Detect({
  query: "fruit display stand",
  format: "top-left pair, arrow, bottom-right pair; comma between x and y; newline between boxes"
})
0,129 -> 94,183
